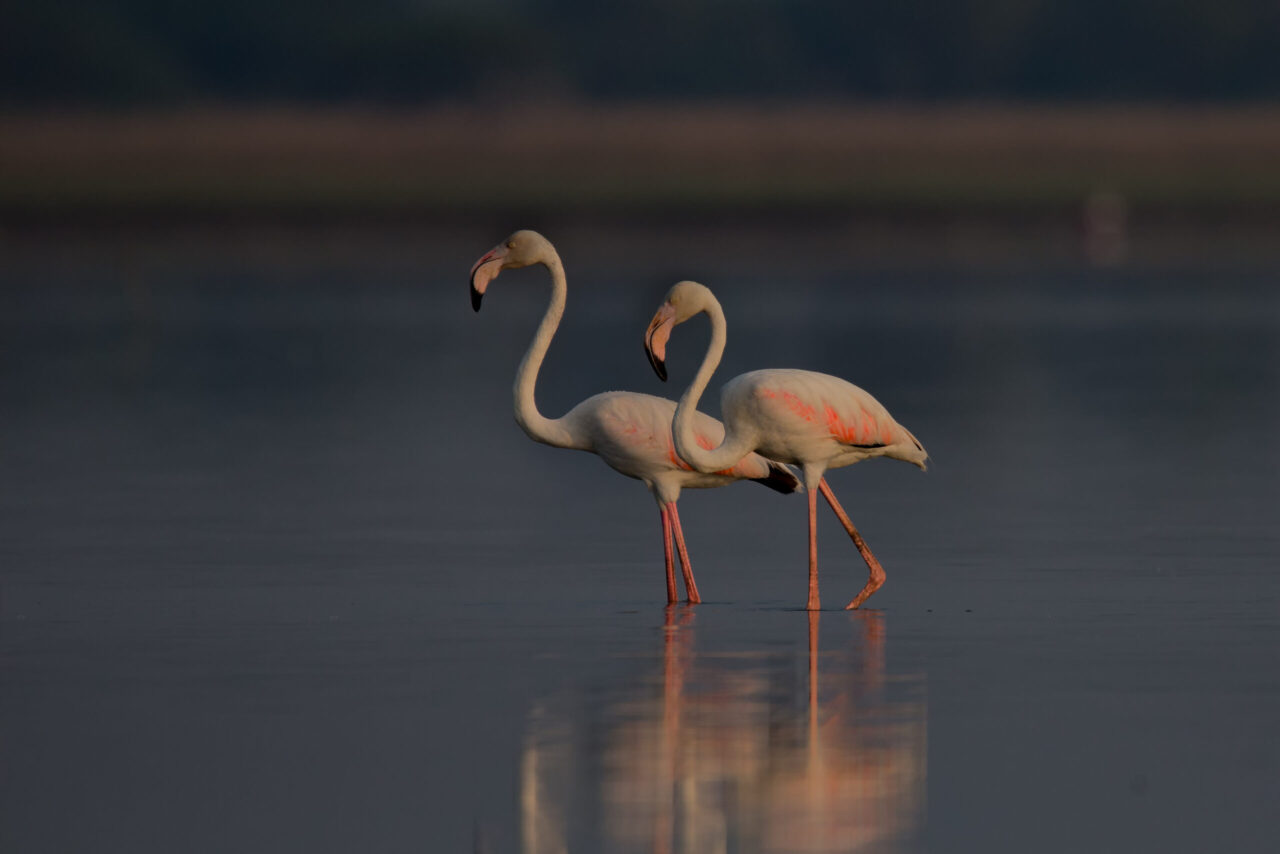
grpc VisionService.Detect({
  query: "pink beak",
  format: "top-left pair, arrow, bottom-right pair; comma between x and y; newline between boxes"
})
469,244 -> 509,311
644,303 -> 677,381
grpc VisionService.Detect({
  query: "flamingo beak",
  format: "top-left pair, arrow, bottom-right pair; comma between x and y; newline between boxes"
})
644,303 -> 676,382
469,245 -> 509,312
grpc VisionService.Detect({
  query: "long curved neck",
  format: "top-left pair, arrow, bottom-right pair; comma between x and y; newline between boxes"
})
513,255 -> 579,449
673,298 -> 755,472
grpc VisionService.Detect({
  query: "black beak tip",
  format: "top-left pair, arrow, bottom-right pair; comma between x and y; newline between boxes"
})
645,345 -> 668,382
471,286 -> 483,312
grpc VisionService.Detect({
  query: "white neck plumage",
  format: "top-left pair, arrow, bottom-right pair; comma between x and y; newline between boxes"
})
512,254 -> 579,449
672,292 -> 756,472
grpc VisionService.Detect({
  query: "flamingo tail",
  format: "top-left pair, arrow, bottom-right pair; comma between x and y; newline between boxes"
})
751,461 -> 803,494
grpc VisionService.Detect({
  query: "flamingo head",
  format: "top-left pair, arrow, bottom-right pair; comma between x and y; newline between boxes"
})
644,280 -> 712,381
469,229 -> 555,312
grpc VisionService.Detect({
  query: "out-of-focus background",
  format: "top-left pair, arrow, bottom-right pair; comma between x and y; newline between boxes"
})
3,4 -> 1279,854
3,0 -> 1280,243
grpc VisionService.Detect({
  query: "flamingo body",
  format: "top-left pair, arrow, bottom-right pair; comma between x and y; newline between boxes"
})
720,369 -> 926,473
568,390 -> 788,503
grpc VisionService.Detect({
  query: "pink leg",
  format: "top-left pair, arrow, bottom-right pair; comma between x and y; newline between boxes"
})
806,488 -> 820,611
666,502 -> 701,604
660,505 -> 676,604
818,479 -> 886,610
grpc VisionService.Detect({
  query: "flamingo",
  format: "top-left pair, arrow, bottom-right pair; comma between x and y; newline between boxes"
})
642,281 -> 927,611
469,231 -> 799,605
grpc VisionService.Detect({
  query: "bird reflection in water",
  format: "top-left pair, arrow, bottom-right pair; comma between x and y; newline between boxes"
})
521,610 -> 927,853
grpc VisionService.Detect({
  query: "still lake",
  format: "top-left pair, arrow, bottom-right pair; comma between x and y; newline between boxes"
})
2,224 -> 1277,852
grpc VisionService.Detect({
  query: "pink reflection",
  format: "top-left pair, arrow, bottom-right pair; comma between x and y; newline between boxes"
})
522,609 -> 926,853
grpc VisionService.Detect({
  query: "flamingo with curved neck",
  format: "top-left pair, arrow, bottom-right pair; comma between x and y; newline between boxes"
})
470,232 -> 800,605
644,281 -> 927,610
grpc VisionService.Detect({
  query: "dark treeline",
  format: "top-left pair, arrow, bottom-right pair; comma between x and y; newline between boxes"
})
5,0 -> 1280,106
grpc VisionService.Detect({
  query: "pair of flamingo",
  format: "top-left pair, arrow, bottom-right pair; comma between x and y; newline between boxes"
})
469,230 -> 926,610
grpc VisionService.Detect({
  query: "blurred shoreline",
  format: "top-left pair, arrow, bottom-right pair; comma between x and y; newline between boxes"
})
4,103 -> 1280,264
5,104 -> 1280,212
5,217 -> 1280,272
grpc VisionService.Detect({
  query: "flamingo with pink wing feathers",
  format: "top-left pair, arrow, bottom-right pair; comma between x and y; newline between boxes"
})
470,232 -> 799,605
643,281 -> 927,611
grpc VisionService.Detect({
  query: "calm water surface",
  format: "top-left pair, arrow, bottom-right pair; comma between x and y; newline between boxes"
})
1,227 -> 1277,852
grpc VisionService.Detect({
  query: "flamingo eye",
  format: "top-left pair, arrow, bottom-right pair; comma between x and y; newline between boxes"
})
506,242 -> 514,249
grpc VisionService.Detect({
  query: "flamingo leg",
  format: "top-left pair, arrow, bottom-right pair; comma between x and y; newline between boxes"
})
818,478 -> 886,610
660,505 -> 677,604
666,502 -> 702,604
807,487 -> 820,611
